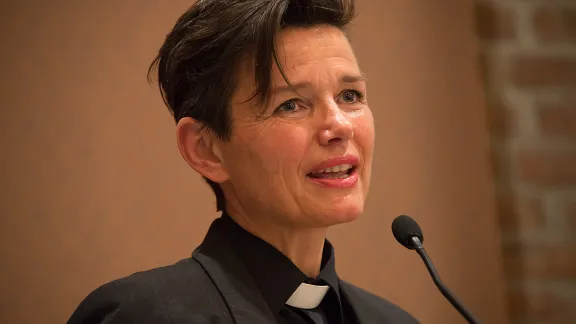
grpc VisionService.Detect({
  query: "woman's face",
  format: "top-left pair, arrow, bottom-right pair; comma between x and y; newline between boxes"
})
219,25 -> 375,228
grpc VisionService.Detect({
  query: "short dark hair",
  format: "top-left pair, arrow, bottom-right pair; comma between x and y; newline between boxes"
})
148,0 -> 355,211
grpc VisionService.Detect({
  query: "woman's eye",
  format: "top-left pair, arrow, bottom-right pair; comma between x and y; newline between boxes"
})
277,100 -> 299,113
340,89 -> 363,104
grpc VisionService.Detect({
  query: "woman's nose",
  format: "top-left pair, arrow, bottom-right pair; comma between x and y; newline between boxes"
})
317,101 -> 354,146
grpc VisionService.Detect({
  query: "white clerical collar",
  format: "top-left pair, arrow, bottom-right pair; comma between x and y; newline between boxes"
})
285,282 -> 330,309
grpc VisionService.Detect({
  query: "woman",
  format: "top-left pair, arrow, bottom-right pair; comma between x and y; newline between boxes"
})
68,0 -> 419,323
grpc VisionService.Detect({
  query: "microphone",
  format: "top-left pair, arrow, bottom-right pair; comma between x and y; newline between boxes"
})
391,215 -> 479,324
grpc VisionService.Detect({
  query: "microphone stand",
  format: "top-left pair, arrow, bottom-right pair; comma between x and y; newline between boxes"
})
410,237 -> 479,324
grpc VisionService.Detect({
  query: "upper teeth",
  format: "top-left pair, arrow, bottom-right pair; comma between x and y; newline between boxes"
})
313,164 -> 353,173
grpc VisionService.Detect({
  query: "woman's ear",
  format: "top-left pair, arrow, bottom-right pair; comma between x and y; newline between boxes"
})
176,117 -> 229,183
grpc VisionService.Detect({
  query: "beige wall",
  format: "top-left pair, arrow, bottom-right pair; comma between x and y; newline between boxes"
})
0,1 -> 508,323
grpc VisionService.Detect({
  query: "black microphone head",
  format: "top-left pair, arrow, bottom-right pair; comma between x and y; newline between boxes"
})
391,215 -> 424,250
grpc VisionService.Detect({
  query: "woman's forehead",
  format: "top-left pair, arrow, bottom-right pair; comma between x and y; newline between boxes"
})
275,26 -> 357,68
230,25 -> 361,108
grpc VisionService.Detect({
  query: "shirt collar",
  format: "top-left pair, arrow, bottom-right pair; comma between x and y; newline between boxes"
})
219,211 -> 341,314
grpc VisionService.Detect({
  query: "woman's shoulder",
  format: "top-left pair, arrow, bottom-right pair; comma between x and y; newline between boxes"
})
66,258 -> 227,324
339,280 -> 420,324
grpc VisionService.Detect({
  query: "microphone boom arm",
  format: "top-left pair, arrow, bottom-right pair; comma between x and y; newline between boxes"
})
410,237 -> 479,324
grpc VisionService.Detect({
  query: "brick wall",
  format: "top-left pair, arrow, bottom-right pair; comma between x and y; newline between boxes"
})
475,0 -> 576,323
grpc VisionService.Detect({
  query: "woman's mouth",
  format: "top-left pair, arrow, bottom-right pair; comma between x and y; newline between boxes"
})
307,164 -> 355,179
306,164 -> 359,188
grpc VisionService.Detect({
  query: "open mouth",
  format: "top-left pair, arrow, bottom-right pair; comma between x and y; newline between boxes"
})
307,164 -> 356,179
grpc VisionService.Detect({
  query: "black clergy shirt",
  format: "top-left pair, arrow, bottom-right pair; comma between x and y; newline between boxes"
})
67,212 -> 420,324
220,211 -> 352,324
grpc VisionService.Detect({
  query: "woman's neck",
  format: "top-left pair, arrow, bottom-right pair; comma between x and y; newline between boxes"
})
225,206 -> 327,278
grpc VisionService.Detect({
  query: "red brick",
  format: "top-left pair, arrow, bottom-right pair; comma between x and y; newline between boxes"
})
509,55 -> 576,87
496,192 -> 544,231
475,2 -> 517,41
506,288 -> 524,320
568,201 -> 576,233
503,244 -> 576,280
517,149 -> 576,186
508,288 -> 576,323
537,100 -> 576,138
487,99 -> 517,137
490,147 -> 512,181
533,6 -> 576,44
478,51 -> 490,84
502,244 -> 522,280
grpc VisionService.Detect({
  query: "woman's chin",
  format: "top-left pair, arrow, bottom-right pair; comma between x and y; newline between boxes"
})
318,202 -> 363,226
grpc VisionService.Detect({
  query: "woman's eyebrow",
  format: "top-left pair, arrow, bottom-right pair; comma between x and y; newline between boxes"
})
271,73 -> 367,95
